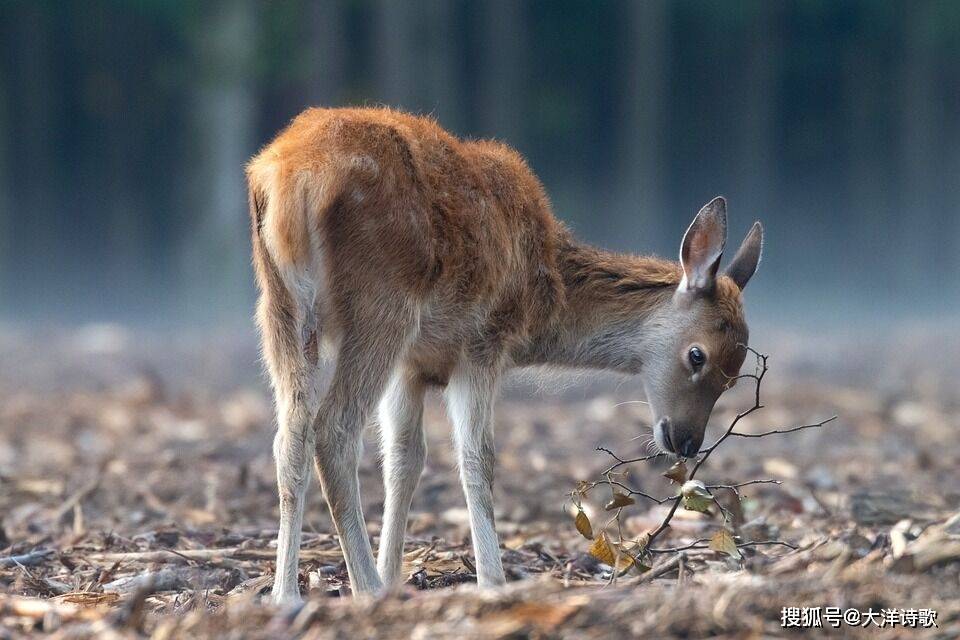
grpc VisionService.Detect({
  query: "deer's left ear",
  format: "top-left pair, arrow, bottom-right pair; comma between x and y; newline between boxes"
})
723,221 -> 763,290
679,196 -> 727,293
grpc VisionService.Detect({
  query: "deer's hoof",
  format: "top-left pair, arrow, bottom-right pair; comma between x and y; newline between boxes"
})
270,587 -> 303,608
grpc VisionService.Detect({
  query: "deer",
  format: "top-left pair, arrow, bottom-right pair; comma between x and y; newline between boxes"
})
246,107 -> 763,604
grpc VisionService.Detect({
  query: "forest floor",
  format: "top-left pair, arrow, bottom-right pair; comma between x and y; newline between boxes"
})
0,323 -> 958,638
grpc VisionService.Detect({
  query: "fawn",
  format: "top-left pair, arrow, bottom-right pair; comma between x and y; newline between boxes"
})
247,107 -> 763,603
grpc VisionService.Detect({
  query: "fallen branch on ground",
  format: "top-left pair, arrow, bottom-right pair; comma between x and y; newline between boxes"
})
0,548 -> 56,568
79,547 -> 343,565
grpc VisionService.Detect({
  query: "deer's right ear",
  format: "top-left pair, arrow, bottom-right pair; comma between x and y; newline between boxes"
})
724,221 -> 763,290
679,196 -> 727,293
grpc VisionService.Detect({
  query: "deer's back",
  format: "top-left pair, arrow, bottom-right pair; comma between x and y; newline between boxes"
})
248,108 -> 565,373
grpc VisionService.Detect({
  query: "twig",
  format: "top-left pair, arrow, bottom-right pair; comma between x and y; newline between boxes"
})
649,537 -> 711,553
705,479 -> 781,490
650,538 -> 798,553
0,548 -> 55,568
80,547 -> 343,565
596,447 -> 665,476
688,350 -> 769,480
730,416 -> 837,438
574,347 -> 835,576
634,555 -> 681,583
103,569 -> 188,594
739,540 -> 799,550
585,478 -> 677,504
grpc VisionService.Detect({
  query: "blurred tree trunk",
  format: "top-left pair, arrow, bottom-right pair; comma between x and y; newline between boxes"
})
842,22 -> 887,286
899,2 -> 939,283
374,1 -> 462,128
7,5 -> 56,298
0,40 -> 8,302
736,2 -> 778,220
374,0 -> 415,109
478,0 -> 524,144
103,17 -> 147,305
420,0 -> 462,131
182,0 -> 256,321
616,0 -> 669,251
303,0 -> 346,107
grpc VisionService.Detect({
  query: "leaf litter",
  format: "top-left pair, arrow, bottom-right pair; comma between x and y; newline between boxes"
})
0,326 -> 959,637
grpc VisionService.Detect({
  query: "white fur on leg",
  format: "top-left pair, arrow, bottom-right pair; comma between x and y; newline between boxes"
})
303,299 -> 414,596
270,382 -> 319,605
445,364 -> 506,588
271,440 -> 311,603
376,371 -> 427,585
314,400 -> 384,595
263,280 -> 323,606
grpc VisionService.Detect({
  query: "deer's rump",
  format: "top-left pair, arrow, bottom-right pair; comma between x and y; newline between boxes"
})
247,107 -> 564,340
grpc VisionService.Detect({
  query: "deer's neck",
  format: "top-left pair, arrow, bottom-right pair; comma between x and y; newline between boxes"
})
517,237 -> 681,373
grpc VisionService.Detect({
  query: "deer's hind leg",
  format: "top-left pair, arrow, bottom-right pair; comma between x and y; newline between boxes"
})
255,246 -> 323,605
376,368 -> 427,586
312,300 -> 416,595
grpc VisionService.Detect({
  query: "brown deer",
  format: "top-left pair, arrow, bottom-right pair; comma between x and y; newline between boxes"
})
247,107 -> 763,603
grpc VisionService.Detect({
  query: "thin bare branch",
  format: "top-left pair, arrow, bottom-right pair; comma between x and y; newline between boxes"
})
0,548 -> 55,568
706,479 -> 781,490
730,415 -> 838,438
650,538 -> 798,553
585,478 -> 677,504
596,446 -> 665,476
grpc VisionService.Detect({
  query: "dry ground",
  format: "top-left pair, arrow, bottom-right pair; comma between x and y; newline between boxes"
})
0,323 -> 958,638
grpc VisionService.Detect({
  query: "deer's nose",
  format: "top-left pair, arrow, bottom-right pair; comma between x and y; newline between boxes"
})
676,435 -> 700,458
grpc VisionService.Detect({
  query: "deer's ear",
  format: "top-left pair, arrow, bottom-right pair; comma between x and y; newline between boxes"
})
679,196 -> 727,293
724,221 -> 763,290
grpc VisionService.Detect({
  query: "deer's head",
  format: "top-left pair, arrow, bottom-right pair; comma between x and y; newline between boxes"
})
642,197 -> 763,457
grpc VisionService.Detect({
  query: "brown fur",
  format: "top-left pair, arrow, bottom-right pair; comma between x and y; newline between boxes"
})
248,107 -> 758,600
248,107 -> 746,383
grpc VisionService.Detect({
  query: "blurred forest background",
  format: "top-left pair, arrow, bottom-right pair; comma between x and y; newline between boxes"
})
1,1 -> 958,329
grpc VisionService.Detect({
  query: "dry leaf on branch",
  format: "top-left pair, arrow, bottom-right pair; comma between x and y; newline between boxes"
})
709,528 -> 742,560
663,460 -> 688,484
604,491 -> 635,511
681,480 -> 713,514
574,509 -> 593,540
588,532 -> 634,571
588,532 -> 616,565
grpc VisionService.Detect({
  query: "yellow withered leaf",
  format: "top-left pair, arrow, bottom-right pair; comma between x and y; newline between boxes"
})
614,548 -> 635,572
709,528 -> 742,560
574,509 -> 593,540
588,532 -> 616,566
600,541 -> 637,573
663,460 -> 688,484
680,480 -> 713,514
604,491 -> 636,511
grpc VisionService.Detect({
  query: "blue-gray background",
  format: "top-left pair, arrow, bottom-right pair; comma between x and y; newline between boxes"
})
1,1 -> 958,330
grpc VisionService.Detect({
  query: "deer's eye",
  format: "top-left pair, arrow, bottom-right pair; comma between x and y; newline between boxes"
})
688,346 -> 706,369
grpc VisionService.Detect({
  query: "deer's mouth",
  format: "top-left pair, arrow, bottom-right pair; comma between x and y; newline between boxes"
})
653,417 -> 675,453
654,417 -> 703,457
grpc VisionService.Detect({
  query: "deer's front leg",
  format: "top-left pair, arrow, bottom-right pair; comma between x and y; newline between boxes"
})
445,363 -> 506,587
